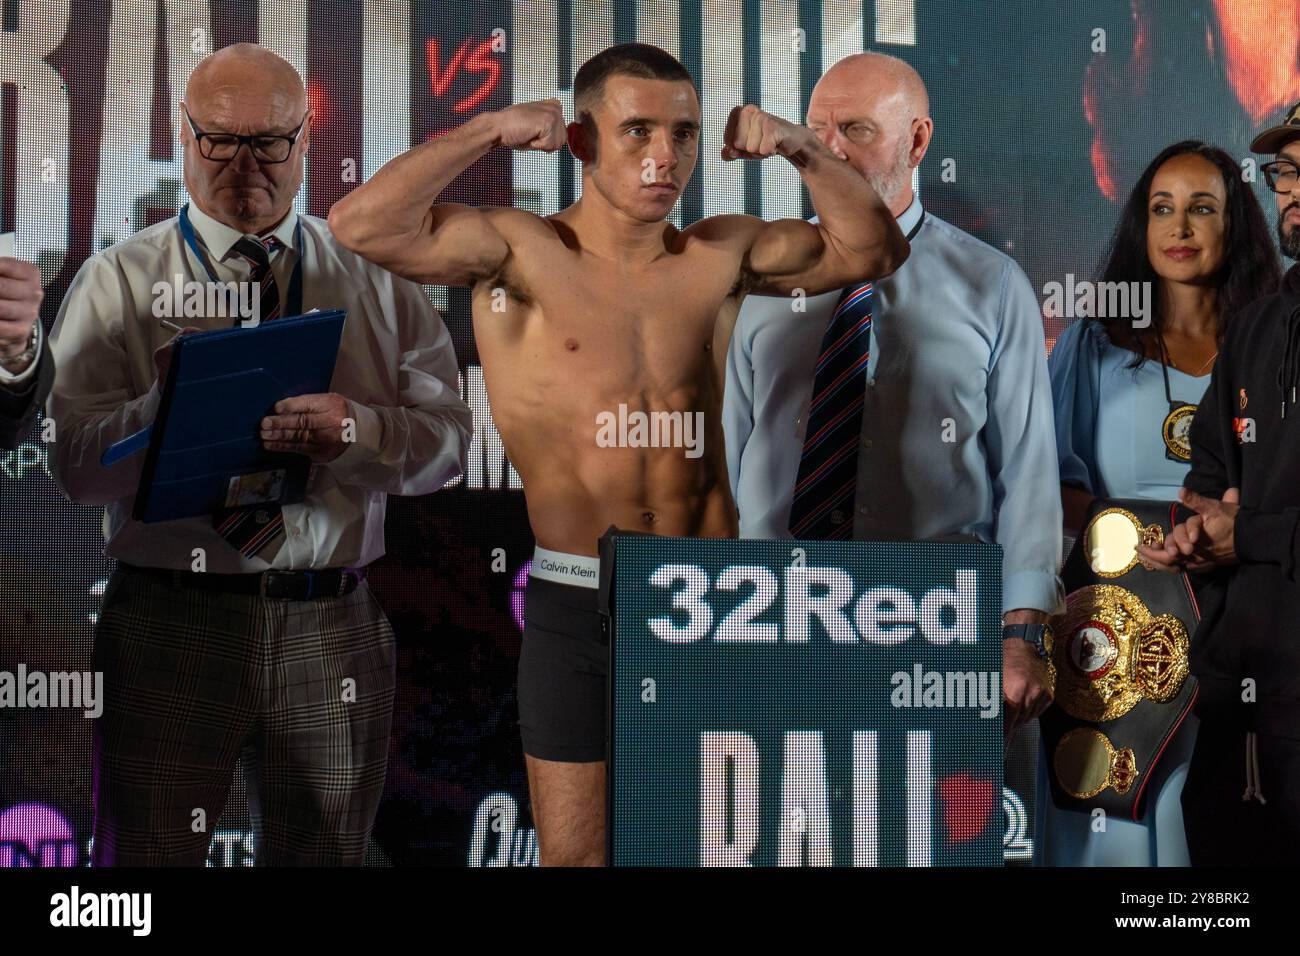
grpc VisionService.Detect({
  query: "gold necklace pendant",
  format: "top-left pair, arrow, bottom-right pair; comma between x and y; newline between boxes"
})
1193,350 -> 1219,375
1163,403 -> 1196,462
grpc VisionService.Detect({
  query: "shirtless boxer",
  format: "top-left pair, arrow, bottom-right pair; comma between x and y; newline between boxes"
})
329,42 -> 907,866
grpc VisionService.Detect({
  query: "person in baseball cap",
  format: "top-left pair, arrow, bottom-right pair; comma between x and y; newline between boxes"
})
1250,99 -> 1300,153
1137,100 -> 1300,864
1254,101 -> 1300,262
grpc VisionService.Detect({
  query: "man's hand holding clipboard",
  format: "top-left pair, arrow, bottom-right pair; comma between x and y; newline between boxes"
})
260,392 -> 356,463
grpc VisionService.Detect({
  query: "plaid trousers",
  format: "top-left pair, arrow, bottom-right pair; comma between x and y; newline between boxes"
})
90,566 -> 396,866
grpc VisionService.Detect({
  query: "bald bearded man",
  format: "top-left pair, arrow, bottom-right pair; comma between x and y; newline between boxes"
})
47,44 -> 471,865
725,54 -> 1063,744
331,42 -> 908,866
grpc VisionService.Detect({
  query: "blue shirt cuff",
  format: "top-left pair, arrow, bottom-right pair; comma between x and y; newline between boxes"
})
1002,569 -> 1065,616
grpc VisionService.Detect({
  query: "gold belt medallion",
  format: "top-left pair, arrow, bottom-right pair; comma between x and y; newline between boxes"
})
1050,584 -> 1190,722
1054,727 -> 1139,799
1083,507 -> 1164,578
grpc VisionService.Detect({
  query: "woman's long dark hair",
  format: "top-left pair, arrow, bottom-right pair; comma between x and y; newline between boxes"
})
1096,140 -> 1280,367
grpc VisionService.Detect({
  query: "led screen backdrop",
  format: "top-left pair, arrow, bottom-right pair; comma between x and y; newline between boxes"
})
605,535 -> 1004,867
0,0 -> 1286,866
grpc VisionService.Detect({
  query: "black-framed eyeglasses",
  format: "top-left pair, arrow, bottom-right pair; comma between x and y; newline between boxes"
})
1262,160 -> 1300,194
183,106 -> 307,164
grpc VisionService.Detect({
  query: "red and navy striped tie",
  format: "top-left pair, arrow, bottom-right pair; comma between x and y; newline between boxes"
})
212,234 -> 286,559
234,234 -> 282,323
788,282 -> 873,540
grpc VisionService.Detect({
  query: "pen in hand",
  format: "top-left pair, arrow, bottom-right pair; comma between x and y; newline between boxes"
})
154,320 -> 201,383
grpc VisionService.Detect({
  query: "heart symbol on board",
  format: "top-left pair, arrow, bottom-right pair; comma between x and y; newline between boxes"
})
937,773 -> 996,845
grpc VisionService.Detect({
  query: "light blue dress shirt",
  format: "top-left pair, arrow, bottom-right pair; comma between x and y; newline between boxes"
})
1038,317 -> 1208,867
1049,317 -> 1210,501
724,196 -> 1064,615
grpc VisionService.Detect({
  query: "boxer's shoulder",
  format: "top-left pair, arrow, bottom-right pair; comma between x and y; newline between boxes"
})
679,213 -> 764,250
483,206 -> 566,246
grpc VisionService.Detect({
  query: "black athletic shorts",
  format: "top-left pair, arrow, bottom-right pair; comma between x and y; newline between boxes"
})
517,574 -> 607,763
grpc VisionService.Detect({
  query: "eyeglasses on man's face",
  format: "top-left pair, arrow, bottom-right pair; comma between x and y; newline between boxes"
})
1262,159 -> 1300,194
183,107 -> 308,164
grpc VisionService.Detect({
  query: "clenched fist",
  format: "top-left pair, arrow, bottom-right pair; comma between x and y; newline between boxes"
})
0,257 -> 44,373
493,99 -> 568,152
722,104 -> 812,161
1003,638 -> 1053,745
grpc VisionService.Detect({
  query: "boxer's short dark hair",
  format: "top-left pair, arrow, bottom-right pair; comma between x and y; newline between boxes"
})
574,43 -> 696,121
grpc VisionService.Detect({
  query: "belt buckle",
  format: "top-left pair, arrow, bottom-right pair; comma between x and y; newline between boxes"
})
259,569 -> 349,601
262,570 -> 315,600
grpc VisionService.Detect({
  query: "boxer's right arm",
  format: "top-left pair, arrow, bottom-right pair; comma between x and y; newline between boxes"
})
329,101 -> 567,286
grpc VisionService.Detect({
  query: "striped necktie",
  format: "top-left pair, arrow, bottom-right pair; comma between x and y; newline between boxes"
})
788,282 -> 873,540
233,234 -> 283,323
212,233 -> 286,560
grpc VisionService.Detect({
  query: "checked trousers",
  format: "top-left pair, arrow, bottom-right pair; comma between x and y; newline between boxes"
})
89,566 -> 396,866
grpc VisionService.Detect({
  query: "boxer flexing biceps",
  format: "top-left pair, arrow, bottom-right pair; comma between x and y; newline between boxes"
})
330,44 -> 907,866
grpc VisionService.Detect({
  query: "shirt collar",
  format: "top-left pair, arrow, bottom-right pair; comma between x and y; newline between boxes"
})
896,192 -> 923,238
185,201 -> 299,261
808,192 -> 923,238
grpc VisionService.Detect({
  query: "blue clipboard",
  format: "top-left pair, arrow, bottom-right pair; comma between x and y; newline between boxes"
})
102,309 -> 347,523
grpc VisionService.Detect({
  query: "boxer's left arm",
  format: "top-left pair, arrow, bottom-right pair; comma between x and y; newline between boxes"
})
719,105 -> 908,296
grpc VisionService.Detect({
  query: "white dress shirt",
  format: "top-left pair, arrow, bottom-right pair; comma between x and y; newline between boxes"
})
724,196 -> 1064,614
47,202 -> 472,572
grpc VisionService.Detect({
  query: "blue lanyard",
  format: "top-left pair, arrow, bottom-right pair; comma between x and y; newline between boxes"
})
178,202 -> 304,318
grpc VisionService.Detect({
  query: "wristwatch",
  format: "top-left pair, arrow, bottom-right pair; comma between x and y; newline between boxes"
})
0,323 -> 39,375
1002,622 -> 1054,661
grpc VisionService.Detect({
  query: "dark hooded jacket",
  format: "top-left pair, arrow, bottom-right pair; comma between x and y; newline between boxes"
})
1184,262 -> 1300,736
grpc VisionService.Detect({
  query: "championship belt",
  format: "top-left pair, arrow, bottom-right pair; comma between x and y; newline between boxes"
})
1039,499 -> 1200,820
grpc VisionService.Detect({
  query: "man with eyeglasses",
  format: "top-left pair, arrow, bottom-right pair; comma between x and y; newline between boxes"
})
45,43 -> 471,866
1137,102 -> 1300,864
725,53 -> 1062,743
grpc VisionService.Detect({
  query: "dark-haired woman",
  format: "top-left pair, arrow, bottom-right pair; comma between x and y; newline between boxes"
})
1041,141 -> 1280,866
